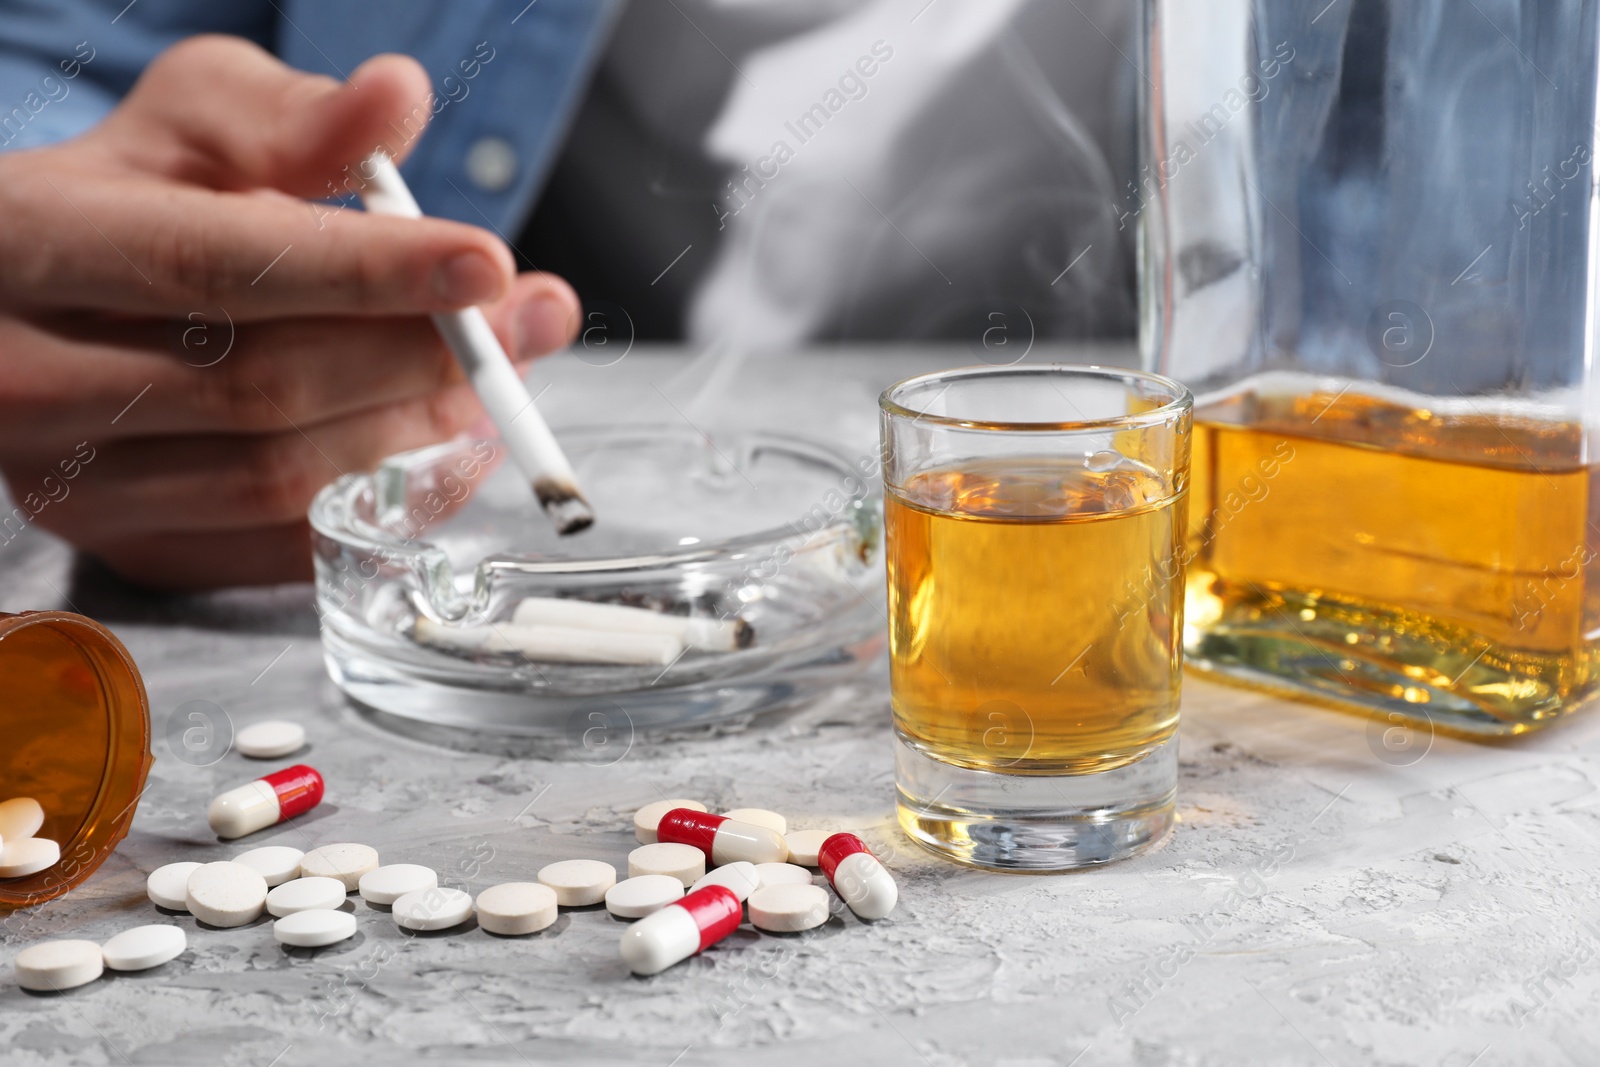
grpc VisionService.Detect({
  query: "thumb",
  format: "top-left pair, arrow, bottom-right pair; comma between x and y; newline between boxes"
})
98,35 -> 434,198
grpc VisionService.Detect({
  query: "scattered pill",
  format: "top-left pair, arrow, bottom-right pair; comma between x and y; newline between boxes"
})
619,885 -> 743,976
359,863 -> 438,906
748,883 -> 831,933
752,862 -> 813,888
723,808 -> 787,836
117,789 -> 894,973
274,909 -> 358,947
633,799 -> 707,845
232,846 -> 304,887
475,882 -> 559,935
657,809 -> 787,866
101,925 -> 186,972
14,940 -> 102,991
818,833 -> 898,921
146,862 -> 203,911
235,720 -> 307,759
690,861 -> 761,902
0,837 -> 59,878
628,843 -> 705,887
185,862 -> 268,928
0,797 -> 44,841
266,876 -> 348,917
299,843 -> 379,891
783,829 -> 831,867
606,875 -> 686,919
392,886 -> 474,931
208,765 -> 324,840
537,859 -> 617,906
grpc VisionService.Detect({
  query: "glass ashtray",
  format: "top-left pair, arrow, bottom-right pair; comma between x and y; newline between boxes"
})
308,424 -> 885,737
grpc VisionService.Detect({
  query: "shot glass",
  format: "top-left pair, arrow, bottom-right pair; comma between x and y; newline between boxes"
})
881,365 -> 1193,870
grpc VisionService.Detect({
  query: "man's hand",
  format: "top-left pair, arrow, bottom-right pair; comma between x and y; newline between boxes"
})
0,35 -> 578,590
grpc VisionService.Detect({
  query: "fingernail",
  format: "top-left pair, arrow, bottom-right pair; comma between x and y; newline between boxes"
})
433,251 -> 502,306
515,294 -> 575,356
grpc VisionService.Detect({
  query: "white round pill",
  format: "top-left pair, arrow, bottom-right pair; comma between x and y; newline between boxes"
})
185,861 -> 268,928
633,798 -> 707,844
0,797 -> 44,842
274,908 -> 358,947
0,837 -> 59,878
753,862 -> 814,888
299,843 -> 379,891
748,883 -> 831,933
537,859 -> 617,906
235,720 -> 307,759
723,808 -> 787,836
690,861 -> 762,902
783,829 -> 831,867
476,882 -> 558,935
101,925 -> 186,971
359,863 -> 438,906
605,875 -> 685,919
392,886 -> 474,931
628,843 -> 705,887
146,861 -> 203,911
14,940 -> 102,991
232,846 -> 303,887
266,876 -> 347,917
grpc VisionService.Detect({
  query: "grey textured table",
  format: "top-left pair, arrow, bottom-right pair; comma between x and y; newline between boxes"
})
4,346 -> 1598,1067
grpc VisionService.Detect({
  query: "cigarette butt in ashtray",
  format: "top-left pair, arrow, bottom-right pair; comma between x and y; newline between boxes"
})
510,597 -> 752,653
414,617 -> 683,667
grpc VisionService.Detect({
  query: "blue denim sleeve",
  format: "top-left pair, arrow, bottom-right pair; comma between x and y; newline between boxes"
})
273,0 -> 622,232
0,0 -> 619,234
0,0 -> 274,150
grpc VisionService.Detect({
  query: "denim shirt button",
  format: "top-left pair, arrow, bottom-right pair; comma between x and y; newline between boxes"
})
464,136 -> 517,192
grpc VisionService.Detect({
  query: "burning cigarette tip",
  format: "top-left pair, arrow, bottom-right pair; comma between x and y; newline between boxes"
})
535,479 -> 595,536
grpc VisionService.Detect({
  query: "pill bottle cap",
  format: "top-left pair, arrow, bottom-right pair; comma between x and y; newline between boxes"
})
0,611 -> 152,913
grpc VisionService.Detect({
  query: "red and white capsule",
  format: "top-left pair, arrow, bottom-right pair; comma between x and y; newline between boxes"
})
656,808 -> 787,866
819,833 -> 897,920
619,884 -> 743,975
207,764 -> 325,840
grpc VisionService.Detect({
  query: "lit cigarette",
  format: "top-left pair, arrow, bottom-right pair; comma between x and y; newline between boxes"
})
357,152 -> 594,535
511,596 -> 752,652
414,617 -> 683,666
